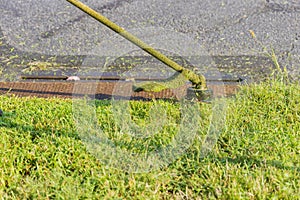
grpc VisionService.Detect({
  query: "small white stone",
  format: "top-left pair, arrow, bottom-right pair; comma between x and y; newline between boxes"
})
67,76 -> 80,81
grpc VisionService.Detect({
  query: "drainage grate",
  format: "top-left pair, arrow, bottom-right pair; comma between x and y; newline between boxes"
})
0,78 -> 243,100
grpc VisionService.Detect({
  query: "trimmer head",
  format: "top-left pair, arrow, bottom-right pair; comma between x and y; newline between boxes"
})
186,87 -> 213,102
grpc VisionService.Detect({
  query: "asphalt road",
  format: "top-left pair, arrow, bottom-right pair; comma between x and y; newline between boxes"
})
0,0 -> 299,80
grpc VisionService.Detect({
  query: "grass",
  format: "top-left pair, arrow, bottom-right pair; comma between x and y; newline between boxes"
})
0,74 -> 299,199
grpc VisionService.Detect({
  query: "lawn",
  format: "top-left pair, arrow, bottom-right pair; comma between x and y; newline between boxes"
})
0,75 -> 299,199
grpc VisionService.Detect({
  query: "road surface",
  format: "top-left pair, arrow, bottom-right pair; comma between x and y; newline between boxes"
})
0,0 -> 299,81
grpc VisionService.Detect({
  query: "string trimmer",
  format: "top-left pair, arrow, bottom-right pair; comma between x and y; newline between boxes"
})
66,0 -> 212,101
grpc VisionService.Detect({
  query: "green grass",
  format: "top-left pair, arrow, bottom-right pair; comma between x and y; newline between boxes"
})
0,76 -> 299,199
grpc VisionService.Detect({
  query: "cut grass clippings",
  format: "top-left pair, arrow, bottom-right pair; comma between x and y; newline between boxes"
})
0,76 -> 299,199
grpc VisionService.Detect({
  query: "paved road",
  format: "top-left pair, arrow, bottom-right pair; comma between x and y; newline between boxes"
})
0,0 -> 299,80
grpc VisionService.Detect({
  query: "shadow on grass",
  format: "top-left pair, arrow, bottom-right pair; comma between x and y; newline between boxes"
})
211,155 -> 300,172
0,110 -> 79,141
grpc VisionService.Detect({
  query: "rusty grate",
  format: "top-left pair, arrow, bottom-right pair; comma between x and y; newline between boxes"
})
0,80 -> 241,100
